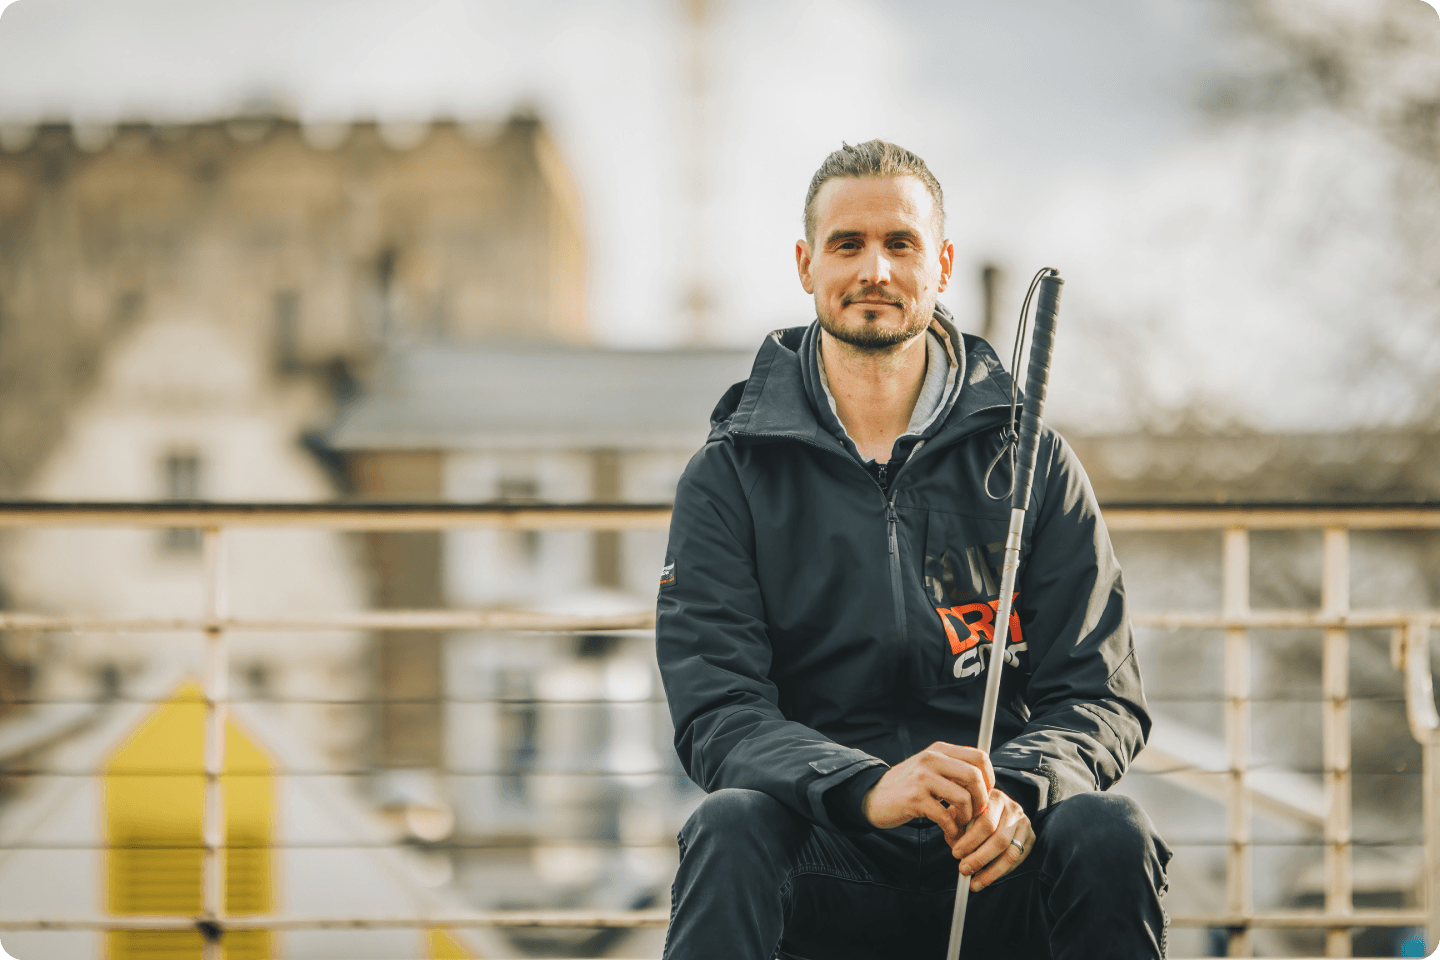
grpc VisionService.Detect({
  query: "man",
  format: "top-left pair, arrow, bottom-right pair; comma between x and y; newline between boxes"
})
656,140 -> 1170,959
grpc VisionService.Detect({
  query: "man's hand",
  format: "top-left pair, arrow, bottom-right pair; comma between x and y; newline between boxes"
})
860,743 -> 1033,891
952,787 -> 1033,892
860,741 -> 994,844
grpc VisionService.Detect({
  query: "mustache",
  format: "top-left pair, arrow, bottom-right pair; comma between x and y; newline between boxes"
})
841,288 -> 904,308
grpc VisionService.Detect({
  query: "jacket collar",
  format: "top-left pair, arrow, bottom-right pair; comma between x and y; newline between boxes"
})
715,313 -> 1018,449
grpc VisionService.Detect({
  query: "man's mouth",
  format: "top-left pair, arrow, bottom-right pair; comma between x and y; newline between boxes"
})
842,294 -> 903,308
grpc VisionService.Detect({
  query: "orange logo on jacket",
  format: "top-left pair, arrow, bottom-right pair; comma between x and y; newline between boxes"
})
935,593 -> 1022,655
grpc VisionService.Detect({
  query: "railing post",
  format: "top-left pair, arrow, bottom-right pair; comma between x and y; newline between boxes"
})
1403,621 -> 1440,953
1322,526 -> 1352,957
201,527 -> 228,960
1222,526 -> 1252,956
1427,722 -> 1439,956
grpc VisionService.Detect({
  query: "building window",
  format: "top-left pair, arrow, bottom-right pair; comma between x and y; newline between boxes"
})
159,451 -> 203,554
497,478 -> 540,567
496,669 -> 537,802
272,290 -> 301,373
115,290 -> 143,328
374,248 -> 398,341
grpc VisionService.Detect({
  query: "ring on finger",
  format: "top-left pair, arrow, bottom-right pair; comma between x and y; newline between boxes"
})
1010,835 -> 1027,855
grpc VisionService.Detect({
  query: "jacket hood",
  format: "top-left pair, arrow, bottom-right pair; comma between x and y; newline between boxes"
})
708,305 -> 1018,449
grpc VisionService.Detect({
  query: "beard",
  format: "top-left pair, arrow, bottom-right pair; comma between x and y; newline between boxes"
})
816,288 -> 933,350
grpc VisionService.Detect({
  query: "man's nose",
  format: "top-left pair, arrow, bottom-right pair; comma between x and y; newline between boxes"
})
858,246 -> 892,285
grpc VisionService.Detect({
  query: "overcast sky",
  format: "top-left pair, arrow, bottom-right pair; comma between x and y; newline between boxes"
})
2,0 -> 1437,432
0,0 -> 1230,336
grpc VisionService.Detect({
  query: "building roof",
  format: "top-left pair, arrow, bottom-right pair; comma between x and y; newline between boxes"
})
1068,429 -> 1440,502
328,344 -> 758,452
328,344 -> 1440,503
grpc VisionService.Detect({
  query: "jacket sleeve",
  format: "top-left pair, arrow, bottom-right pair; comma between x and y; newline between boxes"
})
656,442 -> 887,830
989,430 -> 1151,814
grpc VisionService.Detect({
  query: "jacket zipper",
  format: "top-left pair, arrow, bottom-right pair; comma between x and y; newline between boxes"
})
881,439 -> 925,645
732,404 -> 1012,764
882,440 -> 926,757
730,430 -> 936,650
729,426 -> 981,760
884,501 -> 906,655
886,496 -> 915,758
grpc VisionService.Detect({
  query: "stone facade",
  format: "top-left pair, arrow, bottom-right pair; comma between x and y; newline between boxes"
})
0,111 -> 589,760
0,112 -> 588,496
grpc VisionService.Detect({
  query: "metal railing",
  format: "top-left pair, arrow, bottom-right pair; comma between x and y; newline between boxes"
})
0,500 -> 1435,960
1106,503 -> 1440,958
0,502 -> 670,960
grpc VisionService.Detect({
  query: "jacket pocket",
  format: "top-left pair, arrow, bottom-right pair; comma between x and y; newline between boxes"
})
920,510 -> 1029,686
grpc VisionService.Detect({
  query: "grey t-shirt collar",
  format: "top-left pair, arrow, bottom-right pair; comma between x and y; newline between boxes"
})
815,319 -> 963,463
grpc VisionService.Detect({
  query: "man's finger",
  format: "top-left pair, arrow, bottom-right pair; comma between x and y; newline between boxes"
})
923,742 -> 995,793
919,768 -> 981,826
919,771 -> 972,834
968,820 -> 1032,891
970,835 -> 1030,890
950,795 -> 1002,861
918,794 -> 962,842
920,751 -> 990,819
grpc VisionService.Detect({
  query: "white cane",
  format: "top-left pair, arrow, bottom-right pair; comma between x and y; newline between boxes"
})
944,268 -> 1063,960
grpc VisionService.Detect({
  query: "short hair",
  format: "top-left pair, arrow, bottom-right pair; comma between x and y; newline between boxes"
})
803,140 -> 945,245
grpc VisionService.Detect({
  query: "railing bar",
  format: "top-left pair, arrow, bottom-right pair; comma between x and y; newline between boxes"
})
1416,621 -> 1440,953
0,502 -> 675,531
1144,695 -> 1404,703
3,611 -> 1437,633
0,910 -> 673,931
1,769 -> 692,777
0,841 -> 686,851
0,499 -> 1437,531
1221,526 -> 1252,957
1428,728 -> 1440,952
200,527 -> 227,959
1,838 -> 1432,851
1111,838 -> 1427,847
0,697 -> 673,706
0,908 -> 1429,932
1169,910 -> 1429,928
1321,526 -> 1353,958
0,613 -> 657,632
1,695 -> 1417,706
10,765 -> 1428,778
1103,506 -> 1440,531
1132,612 -> 1440,630
1129,766 -> 1420,776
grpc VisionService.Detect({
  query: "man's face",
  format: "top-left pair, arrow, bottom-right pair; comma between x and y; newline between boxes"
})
796,175 -> 953,351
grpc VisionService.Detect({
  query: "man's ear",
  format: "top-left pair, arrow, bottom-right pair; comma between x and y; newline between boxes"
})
796,240 -> 815,295
936,239 -> 955,293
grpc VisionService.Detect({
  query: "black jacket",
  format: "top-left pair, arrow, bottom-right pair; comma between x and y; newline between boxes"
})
656,321 -> 1149,833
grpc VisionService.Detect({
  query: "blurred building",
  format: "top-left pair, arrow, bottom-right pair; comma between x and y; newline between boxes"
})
0,110 -> 606,958
0,108 -> 589,737
0,110 -> 587,490
329,342 -> 753,943
337,343 -> 749,784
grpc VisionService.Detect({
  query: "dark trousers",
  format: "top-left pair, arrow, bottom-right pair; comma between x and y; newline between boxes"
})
664,788 -> 1171,960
